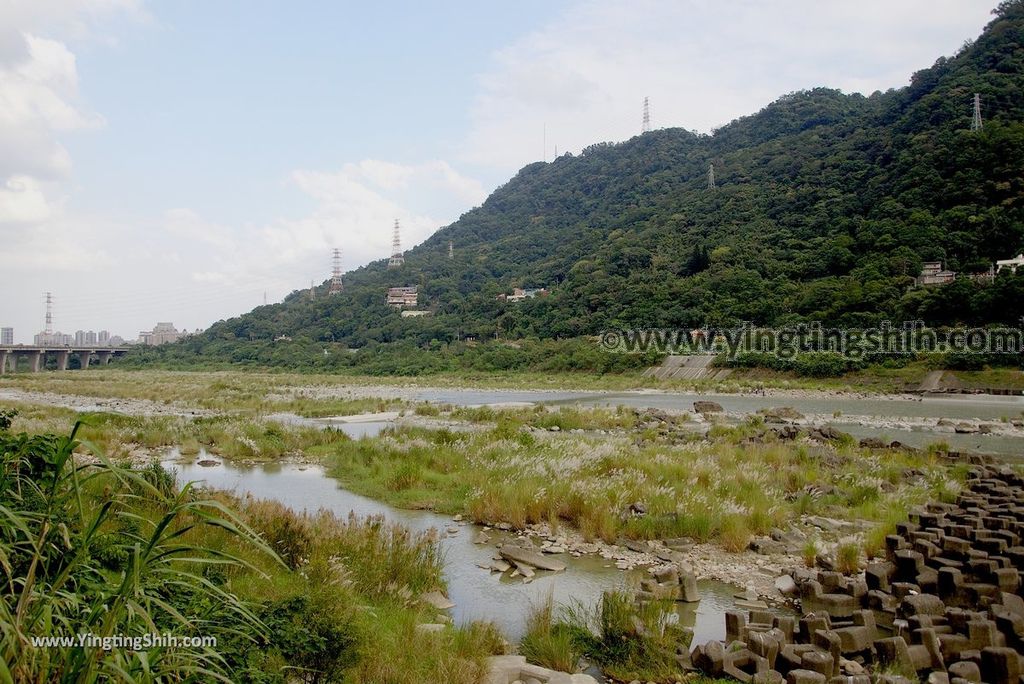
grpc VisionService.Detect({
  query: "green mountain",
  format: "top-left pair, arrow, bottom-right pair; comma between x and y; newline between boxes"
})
147,2 -> 1024,370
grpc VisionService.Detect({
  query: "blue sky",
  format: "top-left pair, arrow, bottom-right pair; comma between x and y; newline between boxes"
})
0,1 -> 998,342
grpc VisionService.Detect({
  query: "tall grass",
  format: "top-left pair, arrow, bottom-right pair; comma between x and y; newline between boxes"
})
528,590 -> 690,682
0,412 -> 502,683
519,593 -> 582,672
0,417 -> 277,682
324,420 -> 961,552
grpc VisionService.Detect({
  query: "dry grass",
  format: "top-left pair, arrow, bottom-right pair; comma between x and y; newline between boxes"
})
322,413 -> 967,552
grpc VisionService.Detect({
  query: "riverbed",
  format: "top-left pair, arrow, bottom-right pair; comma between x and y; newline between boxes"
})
165,453 -> 763,645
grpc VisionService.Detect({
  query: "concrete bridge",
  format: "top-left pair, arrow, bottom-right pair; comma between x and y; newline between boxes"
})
0,346 -> 129,373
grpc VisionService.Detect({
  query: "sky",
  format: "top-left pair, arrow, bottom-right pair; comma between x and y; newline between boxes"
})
0,0 -> 999,343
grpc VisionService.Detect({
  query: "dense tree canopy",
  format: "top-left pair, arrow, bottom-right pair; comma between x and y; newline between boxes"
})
142,3 -> 1024,370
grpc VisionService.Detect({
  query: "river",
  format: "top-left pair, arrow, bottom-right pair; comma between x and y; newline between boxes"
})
165,453 -> 767,646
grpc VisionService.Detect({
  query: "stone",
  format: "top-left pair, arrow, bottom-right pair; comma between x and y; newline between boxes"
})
749,631 -> 782,670
980,646 -> 1021,684
902,593 -> 945,617
865,561 -> 894,592
948,660 -> 981,682
511,560 -> 536,578
785,669 -> 826,684
722,648 -> 769,683
484,655 -> 599,684
874,637 -> 916,675
752,670 -> 785,684
420,590 -> 455,610
474,531 -> 491,544
499,546 -> 567,572
727,612 -> 748,644
694,640 -> 726,676
680,571 -> 700,602
775,575 -> 798,597
653,566 -> 679,584
800,650 -> 834,677
693,400 -> 724,413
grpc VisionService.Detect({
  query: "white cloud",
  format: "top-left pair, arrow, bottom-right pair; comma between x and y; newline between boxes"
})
462,0 -> 995,170
282,160 -> 486,260
0,33 -> 101,181
0,175 -> 56,223
164,208 -> 236,250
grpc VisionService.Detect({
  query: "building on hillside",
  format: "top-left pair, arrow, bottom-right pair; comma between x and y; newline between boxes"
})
497,287 -> 549,302
966,265 -> 996,284
996,254 -> 1024,273
0,328 -> 12,345
916,262 -> 956,286
386,286 -> 418,308
138,322 -> 182,345
400,310 -> 431,318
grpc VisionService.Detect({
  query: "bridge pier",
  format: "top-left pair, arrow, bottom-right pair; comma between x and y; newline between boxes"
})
0,350 -> 6,375
78,351 -> 92,370
28,351 -> 43,372
94,351 -> 112,366
54,350 -> 70,371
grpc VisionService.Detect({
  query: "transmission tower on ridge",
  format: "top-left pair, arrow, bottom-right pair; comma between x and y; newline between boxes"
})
642,97 -> 651,134
707,163 -> 716,190
971,93 -> 984,132
388,220 -> 404,268
448,240 -> 454,260
44,292 -> 53,334
329,248 -> 344,294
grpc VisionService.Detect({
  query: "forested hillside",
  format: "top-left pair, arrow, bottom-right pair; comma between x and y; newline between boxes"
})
141,2 -> 1024,370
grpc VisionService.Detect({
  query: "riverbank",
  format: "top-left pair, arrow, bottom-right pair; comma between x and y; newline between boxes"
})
0,412 -> 506,683
3,365 -> 1024,406
3,369 -> 1022,682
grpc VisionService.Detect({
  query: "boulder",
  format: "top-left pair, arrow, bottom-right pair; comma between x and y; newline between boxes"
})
499,546 -> 567,572
694,400 -> 724,413
775,574 -> 798,597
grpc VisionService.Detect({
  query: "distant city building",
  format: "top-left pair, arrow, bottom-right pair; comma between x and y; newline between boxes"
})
98,330 -> 110,345
138,322 -> 182,345
916,262 -> 957,287
498,287 -> 549,302
996,254 -> 1024,273
0,327 -> 12,345
386,287 -> 418,308
33,331 -> 72,346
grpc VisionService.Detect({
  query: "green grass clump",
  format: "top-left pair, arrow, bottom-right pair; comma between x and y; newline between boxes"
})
0,411 -> 502,684
520,594 -> 583,673
836,542 -> 862,575
533,591 -> 690,682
